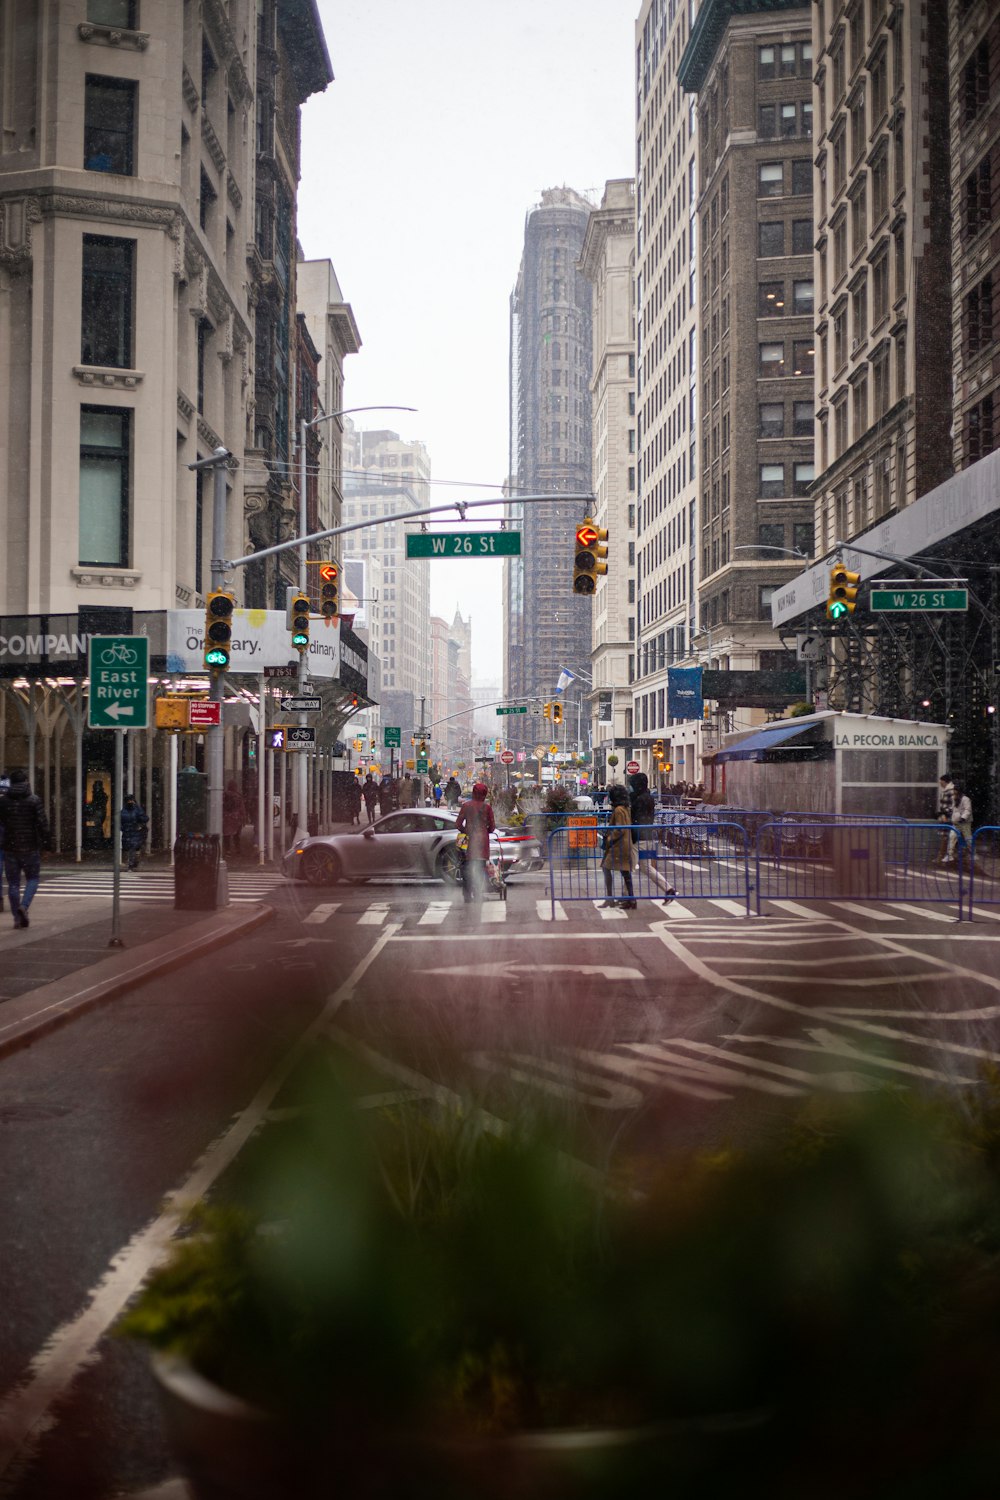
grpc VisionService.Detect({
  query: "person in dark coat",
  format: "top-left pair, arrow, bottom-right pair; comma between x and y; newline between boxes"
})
378,775 -> 395,816
629,771 -> 656,845
0,770 -> 49,928
455,781 -> 496,904
362,774 -> 379,824
350,778 -> 363,825
444,776 -> 461,808
120,794 -> 149,872
222,780 -> 246,856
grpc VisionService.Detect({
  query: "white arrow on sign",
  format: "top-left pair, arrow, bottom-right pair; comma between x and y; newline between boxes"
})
104,701 -> 135,721
420,962 -> 643,982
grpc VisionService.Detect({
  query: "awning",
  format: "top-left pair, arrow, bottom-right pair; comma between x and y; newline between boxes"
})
714,721 -> 819,763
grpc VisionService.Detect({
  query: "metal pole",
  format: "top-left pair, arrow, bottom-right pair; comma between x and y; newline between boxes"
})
168,730 -> 178,864
109,728 -> 124,947
297,416 -> 310,833
202,448 -> 230,905
257,672 -> 266,865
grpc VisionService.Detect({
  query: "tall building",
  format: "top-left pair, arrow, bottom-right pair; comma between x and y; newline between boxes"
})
811,0 -> 952,552
632,0 -> 702,789
297,258 -> 362,539
949,0 -> 999,474
341,424 -> 432,747
579,180 -> 637,782
679,0 -> 816,741
505,187 -> 594,752
428,609 -> 474,762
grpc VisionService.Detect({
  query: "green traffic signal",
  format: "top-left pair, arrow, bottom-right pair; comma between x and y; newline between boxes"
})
828,600 -> 848,620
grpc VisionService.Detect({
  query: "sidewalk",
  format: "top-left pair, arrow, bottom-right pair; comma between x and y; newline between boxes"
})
0,880 -> 274,1061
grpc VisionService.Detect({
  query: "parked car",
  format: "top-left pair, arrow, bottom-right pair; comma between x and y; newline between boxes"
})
282,808 -> 540,886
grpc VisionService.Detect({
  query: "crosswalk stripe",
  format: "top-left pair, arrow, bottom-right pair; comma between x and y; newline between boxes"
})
655,900 -> 696,918
358,904 -> 389,926
706,898 -> 752,916
417,902 -> 452,926
593,901 -> 627,921
970,905 -> 1000,922
537,900 -> 568,922
770,899 -> 828,919
890,902 -> 957,924
303,902 -> 340,924
831,900 -> 902,921
480,903 -> 507,923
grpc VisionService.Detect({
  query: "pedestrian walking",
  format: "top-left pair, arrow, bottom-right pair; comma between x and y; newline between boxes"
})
398,773 -> 415,808
120,793 -> 149,871
0,769 -> 49,928
629,771 -> 656,848
601,784 -> 637,909
444,775 -> 461,809
350,778 -> 363,825
946,782 -> 973,865
455,781 -> 495,904
362,773 -> 378,824
937,773 -> 956,863
432,780 -> 443,806
222,780 -> 246,856
378,775 -> 395,816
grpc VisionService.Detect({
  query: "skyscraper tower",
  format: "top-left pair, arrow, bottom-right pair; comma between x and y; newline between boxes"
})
505,188 -> 594,749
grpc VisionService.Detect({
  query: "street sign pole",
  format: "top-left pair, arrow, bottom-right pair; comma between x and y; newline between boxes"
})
110,728 -> 124,948
190,445 -> 232,906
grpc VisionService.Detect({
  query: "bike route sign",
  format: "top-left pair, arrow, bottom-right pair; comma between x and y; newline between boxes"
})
87,636 -> 149,729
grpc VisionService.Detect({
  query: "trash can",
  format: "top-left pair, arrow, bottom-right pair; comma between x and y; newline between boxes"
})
174,833 -> 221,911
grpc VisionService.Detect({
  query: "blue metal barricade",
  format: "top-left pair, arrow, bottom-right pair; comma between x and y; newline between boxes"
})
969,827 -> 999,920
547,821 -> 753,917
754,820 -> 968,919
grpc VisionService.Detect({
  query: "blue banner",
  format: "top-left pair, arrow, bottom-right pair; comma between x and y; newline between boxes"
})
667,665 -> 703,721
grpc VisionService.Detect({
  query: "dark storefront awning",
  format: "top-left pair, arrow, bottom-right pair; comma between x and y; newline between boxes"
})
714,721 -> 819,762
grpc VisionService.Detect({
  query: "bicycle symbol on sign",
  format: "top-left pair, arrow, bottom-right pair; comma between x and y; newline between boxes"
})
99,642 -> 138,667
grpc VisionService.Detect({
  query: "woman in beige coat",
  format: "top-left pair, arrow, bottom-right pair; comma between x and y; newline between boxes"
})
600,784 -> 637,909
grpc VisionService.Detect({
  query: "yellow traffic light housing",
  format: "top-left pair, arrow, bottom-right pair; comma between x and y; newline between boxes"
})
542,702 -> 551,719
319,562 -> 339,620
204,589 -> 235,671
573,518 -> 609,596
827,562 -> 860,620
287,590 -> 311,652
652,739 -> 665,760
552,702 -> 564,725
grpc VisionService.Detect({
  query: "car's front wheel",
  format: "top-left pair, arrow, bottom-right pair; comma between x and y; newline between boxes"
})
301,846 -> 342,886
437,845 -> 463,885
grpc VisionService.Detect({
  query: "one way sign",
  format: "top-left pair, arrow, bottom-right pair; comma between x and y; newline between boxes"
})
279,696 -> 321,713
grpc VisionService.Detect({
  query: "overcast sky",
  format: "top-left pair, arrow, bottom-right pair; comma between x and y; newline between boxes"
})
297,0 -> 636,687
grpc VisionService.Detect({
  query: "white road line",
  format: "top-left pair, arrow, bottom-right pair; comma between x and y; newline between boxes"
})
593,901 -> 627,921
537,899 -> 568,922
890,902 -> 959,924
417,901 -> 452,926
769,899 -> 834,920
358,903 -> 390,926
0,922 -> 401,1483
706,897 -> 753,916
303,902 -> 340,924
831,900 -> 902,921
480,903 -> 508,924
654,900 -> 696,919
970,905 -> 1000,923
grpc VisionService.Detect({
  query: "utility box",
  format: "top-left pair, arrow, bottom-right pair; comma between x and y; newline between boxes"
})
177,765 -> 208,835
174,833 -> 221,911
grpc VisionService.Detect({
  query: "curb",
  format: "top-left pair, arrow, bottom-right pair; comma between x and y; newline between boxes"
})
0,903 -> 275,1062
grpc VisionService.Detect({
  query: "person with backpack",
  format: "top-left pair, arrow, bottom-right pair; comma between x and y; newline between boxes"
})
0,770 -> 49,928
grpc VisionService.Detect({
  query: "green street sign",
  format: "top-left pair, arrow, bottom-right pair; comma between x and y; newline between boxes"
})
88,635 -> 149,729
496,705 -> 528,716
383,725 -> 401,748
870,588 -> 968,613
405,531 -> 521,559
416,757 -> 429,774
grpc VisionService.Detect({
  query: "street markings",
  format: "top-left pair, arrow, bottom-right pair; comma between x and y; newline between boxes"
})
417,901 -> 453,926
830,900 -> 902,921
358,902 -> 390,926
537,900 -> 568,922
303,902 -> 340,924
593,901 -> 628,921
480,903 -> 508,924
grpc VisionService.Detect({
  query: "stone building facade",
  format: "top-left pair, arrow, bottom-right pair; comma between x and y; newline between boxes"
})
296,257 -> 361,540
579,179 -> 636,782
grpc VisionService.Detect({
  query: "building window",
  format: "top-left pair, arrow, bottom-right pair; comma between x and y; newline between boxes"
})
759,341 -> 784,377
851,180 -> 867,255
83,75 -> 136,174
758,280 -> 785,315
759,586 -> 777,620
850,90 -> 866,161
834,397 -> 849,454
966,394 -> 996,464
759,104 -> 777,138
852,371 -> 869,436
792,338 -> 814,377
870,45 -> 888,123
832,36 -> 846,101
81,234 -> 134,368
793,521 -> 814,556
872,251 -> 890,324
793,279 -> 814,315
758,221 -> 784,257
833,302 -> 848,369
79,406 -> 130,567
200,168 -> 217,233
780,103 -> 799,138
759,401 -> 784,437
873,352 -> 890,417
760,463 -> 785,498
834,217 -> 847,282
758,162 -> 784,197
759,523 -> 784,550
197,318 -> 213,414
964,154 -> 993,241
832,127 -> 847,193
793,399 -> 815,435
793,461 -> 815,496
851,274 -> 867,344
964,39 -> 990,125
88,0 -> 137,22
965,274 -> 993,359
872,148 -> 889,223
792,158 -> 812,196
759,45 -> 776,79
792,219 -> 813,255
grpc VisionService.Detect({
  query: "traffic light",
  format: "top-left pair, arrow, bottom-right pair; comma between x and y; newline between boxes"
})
204,589 -> 235,671
652,739 -> 665,760
543,702 -> 552,719
552,702 -> 564,725
573,517 -> 609,596
319,562 -> 339,619
827,562 -> 860,620
287,589 -> 311,651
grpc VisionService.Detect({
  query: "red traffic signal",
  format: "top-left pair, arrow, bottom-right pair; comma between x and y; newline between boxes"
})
319,562 -> 338,583
576,523 -> 599,548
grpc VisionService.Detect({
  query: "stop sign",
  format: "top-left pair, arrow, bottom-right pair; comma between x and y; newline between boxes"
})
626,759 -> 640,774
499,749 -> 515,764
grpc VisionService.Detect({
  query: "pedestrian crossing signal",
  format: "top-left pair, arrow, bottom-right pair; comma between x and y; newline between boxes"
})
204,590 -> 235,670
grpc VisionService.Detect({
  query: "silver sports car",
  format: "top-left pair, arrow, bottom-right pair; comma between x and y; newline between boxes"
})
281,808 -> 540,886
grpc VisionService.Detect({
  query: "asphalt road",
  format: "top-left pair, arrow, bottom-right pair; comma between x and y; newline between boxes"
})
3,870 -> 1000,1496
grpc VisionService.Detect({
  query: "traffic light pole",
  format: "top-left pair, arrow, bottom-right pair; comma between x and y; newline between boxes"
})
190,446 -> 232,904
297,416 -> 310,836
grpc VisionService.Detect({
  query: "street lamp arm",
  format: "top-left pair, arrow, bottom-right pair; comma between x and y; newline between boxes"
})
223,492 -> 597,571
424,698 -> 531,731
303,404 -> 417,436
733,545 -> 810,560
832,538 -> 960,583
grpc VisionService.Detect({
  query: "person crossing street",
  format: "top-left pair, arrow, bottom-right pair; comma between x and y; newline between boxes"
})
0,769 -> 49,928
455,781 -> 495,904
120,794 -> 149,872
